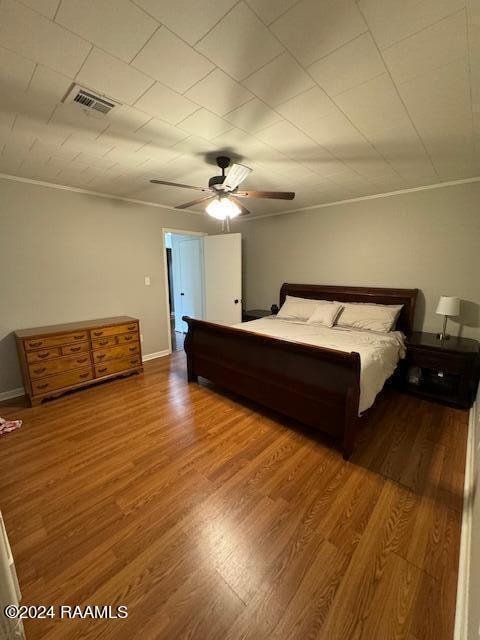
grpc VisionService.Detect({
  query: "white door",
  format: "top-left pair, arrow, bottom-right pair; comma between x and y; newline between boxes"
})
178,238 -> 203,331
204,233 -> 242,325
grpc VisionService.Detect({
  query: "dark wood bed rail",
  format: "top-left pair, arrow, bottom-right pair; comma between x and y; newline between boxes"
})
183,283 -> 418,458
183,317 -> 361,458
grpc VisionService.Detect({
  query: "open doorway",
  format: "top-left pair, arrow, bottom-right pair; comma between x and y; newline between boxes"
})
164,230 -> 205,353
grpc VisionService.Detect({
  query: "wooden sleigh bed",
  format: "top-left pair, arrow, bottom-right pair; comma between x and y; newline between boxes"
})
183,283 -> 418,459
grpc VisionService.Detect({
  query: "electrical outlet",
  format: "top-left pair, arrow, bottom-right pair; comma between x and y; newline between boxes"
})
144,276 -> 151,286
140,334 -> 143,343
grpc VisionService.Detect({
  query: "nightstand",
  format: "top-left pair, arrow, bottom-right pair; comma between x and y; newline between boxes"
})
242,309 -> 273,322
399,331 -> 479,409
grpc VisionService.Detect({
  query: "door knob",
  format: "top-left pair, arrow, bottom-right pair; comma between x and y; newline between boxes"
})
180,292 -> 185,296
234,299 -> 239,304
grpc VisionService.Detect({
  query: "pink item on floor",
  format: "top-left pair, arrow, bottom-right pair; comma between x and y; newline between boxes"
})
0,417 -> 22,435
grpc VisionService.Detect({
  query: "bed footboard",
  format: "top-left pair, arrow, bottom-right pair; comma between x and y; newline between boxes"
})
183,317 -> 361,459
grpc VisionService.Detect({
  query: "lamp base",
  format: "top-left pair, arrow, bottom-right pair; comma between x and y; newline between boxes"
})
436,332 -> 450,341
437,315 -> 450,342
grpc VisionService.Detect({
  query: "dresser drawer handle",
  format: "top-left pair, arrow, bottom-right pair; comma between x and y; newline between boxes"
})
76,358 -> 88,364
79,372 -> 90,379
98,367 -> 107,373
93,331 -> 104,337
29,341 -> 43,348
37,352 -> 50,359
37,383 -> 49,390
33,367 -> 47,374
97,354 -> 106,360
124,336 -> 133,341
74,334 -> 84,340
127,325 -> 136,330
130,359 -> 139,365
98,339 -> 108,346
129,346 -> 136,352
69,346 -> 82,352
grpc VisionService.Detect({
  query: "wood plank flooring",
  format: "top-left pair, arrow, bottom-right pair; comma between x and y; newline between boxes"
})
0,352 -> 467,639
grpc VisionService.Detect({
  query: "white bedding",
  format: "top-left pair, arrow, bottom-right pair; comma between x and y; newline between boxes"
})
234,317 -> 405,414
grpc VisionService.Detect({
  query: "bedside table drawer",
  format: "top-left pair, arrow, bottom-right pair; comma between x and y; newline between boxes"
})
402,331 -> 479,409
407,349 -> 466,373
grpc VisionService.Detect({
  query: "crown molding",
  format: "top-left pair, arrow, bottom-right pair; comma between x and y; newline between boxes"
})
237,175 -> 480,222
2,172 -> 479,222
0,173 -> 203,215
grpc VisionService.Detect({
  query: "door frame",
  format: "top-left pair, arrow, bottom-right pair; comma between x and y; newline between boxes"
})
162,228 -> 207,355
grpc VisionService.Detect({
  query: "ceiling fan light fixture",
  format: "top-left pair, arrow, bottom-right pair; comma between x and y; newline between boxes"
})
206,196 -> 241,220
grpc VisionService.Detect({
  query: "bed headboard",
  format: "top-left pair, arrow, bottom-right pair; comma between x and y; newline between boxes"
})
279,283 -> 418,335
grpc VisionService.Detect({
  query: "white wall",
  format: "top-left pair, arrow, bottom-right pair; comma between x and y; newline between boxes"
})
239,181 -> 480,339
0,178 -> 217,394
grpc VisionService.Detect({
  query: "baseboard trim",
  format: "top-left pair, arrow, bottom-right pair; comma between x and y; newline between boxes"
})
0,387 -> 25,401
454,400 -> 476,640
142,350 -> 170,362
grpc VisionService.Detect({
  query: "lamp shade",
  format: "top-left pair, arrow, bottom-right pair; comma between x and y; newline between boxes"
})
435,296 -> 460,317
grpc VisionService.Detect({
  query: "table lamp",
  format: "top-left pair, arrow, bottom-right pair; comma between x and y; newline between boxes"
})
435,296 -> 460,340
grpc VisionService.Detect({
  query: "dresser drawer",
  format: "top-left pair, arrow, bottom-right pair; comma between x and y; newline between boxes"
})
60,342 -> 89,356
92,343 -> 140,364
26,347 -> 61,363
92,336 -> 117,350
24,331 -> 89,351
29,353 -> 91,379
31,367 -> 93,395
95,355 -> 142,378
90,322 -> 138,339
116,332 -> 139,345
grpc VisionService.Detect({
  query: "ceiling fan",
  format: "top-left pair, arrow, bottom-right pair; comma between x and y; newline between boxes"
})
150,155 -> 295,220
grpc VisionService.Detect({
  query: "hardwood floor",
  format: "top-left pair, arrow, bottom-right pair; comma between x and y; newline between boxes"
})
172,330 -> 185,352
0,353 -> 467,639
170,313 -> 185,352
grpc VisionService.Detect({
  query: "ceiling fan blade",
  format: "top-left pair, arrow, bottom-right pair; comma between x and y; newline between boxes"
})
150,179 -> 212,193
231,197 -> 250,216
175,195 -> 215,210
235,190 -> 295,200
223,163 -> 252,191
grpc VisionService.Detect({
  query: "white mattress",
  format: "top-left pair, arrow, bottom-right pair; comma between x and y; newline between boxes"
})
234,317 -> 405,414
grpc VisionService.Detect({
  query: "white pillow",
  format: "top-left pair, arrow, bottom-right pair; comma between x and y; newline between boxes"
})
306,302 -> 343,328
277,295 -> 321,321
335,302 -> 403,333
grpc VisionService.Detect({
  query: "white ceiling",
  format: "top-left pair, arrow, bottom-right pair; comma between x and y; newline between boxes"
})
0,0 -> 478,217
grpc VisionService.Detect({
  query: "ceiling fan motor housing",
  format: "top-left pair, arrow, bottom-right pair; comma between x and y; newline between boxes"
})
208,156 -> 231,190
209,175 -> 227,190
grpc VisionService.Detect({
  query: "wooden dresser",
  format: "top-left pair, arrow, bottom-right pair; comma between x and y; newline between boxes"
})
15,316 -> 143,406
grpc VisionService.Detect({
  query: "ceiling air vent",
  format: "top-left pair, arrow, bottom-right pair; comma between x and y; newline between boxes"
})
63,84 -> 121,116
